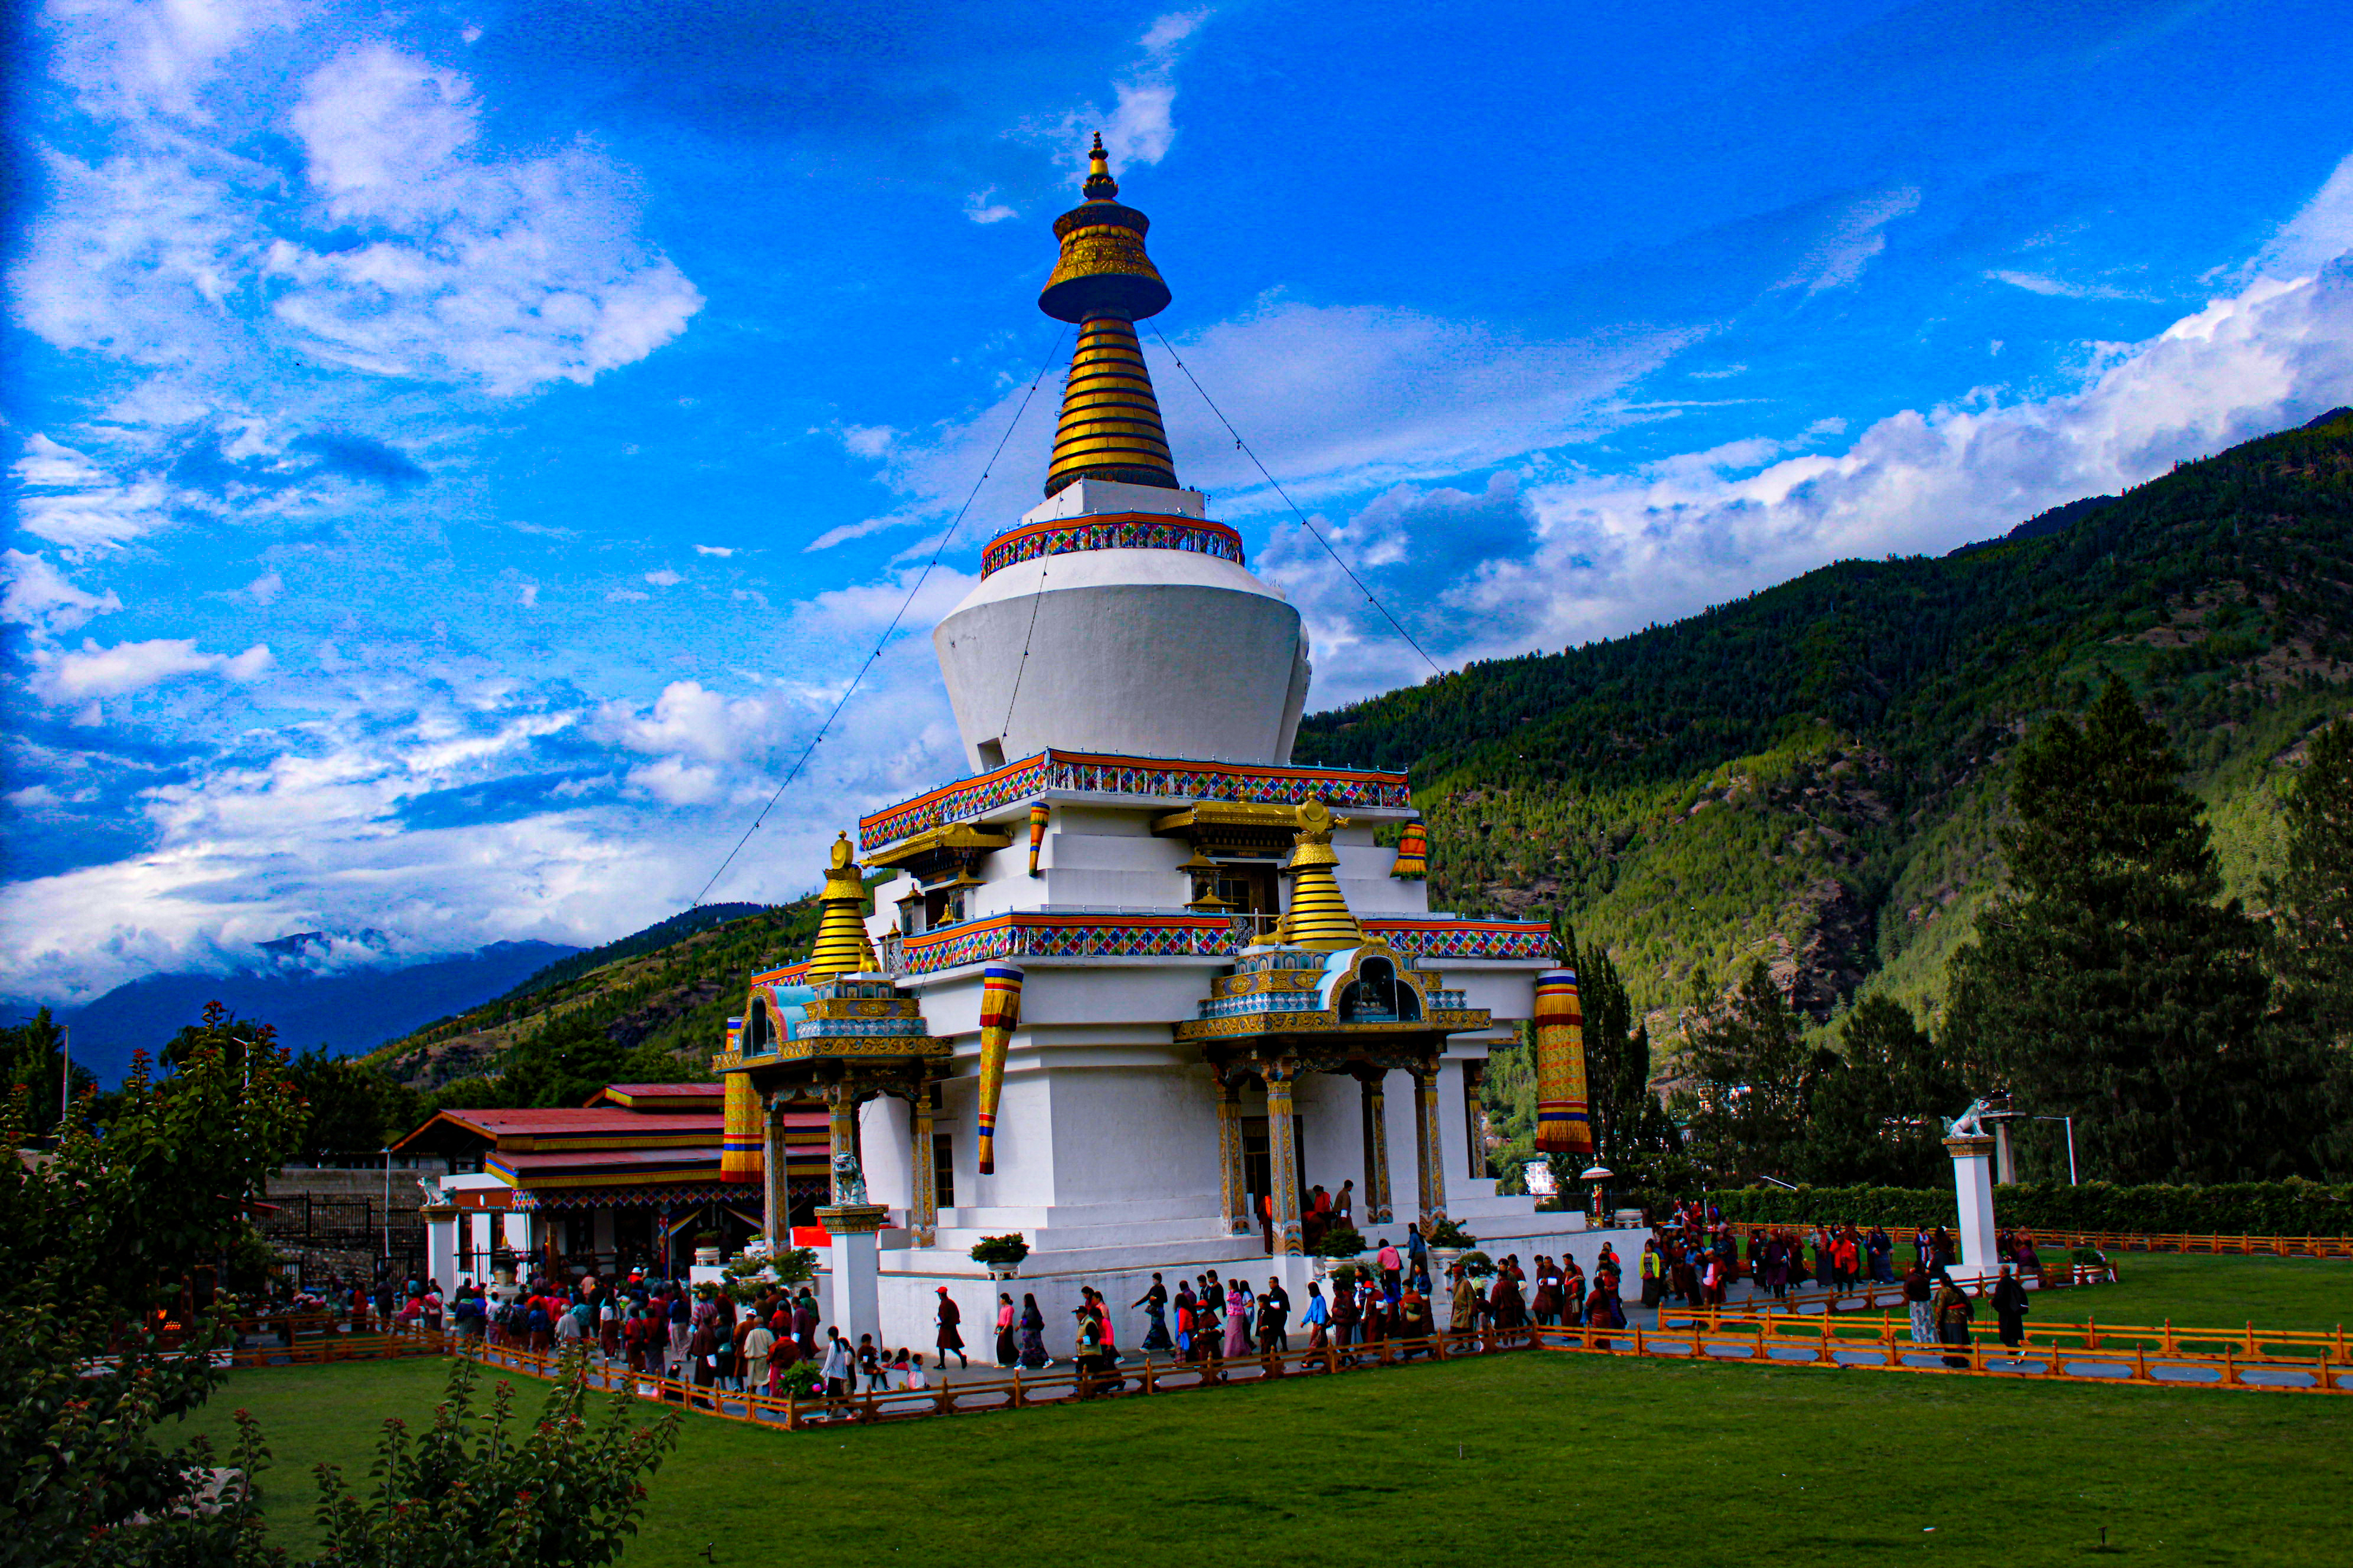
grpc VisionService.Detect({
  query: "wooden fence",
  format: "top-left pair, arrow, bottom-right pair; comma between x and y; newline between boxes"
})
236,1299 -> 2342,1420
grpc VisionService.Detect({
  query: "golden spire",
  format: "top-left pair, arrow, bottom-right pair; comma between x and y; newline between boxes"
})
806,832 -> 880,980
1278,800 -> 1367,951
1039,133 -> 1178,497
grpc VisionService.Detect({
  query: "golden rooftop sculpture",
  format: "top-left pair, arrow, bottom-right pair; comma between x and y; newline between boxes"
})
1039,133 -> 1179,497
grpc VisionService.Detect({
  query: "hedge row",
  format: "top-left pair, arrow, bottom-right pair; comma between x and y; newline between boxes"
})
1707,1179 -> 2353,1236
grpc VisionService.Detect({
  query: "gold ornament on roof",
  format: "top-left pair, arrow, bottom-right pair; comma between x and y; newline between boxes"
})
1039,133 -> 1179,497
808,831 -> 880,980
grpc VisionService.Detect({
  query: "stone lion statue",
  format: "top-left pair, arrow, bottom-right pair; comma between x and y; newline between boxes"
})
1944,1096 -> 1994,1138
830,1149 -> 868,1205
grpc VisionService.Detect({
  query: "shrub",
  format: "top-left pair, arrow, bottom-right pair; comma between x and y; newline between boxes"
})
969,1234 -> 1030,1266
1705,1178 -> 2352,1234
1423,1218 -> 1478,1247
1311,1224 -> 1367,1258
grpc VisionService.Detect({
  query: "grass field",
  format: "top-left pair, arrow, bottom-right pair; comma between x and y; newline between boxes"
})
181,1340 -> 2353,1567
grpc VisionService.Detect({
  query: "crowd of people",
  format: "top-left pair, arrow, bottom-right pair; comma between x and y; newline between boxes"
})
299,1195 -> 2064,1410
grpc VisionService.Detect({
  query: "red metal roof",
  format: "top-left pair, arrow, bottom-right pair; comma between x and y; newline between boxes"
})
391,1106 -> 722,1155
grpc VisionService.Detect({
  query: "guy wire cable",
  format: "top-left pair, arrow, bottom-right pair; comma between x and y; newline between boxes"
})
1150,326 -> 1444,679
689,326 -> 1071,908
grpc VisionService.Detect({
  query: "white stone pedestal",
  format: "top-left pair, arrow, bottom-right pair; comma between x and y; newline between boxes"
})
818,1204 -> 889,1348
1944,1135 -> 1999,1282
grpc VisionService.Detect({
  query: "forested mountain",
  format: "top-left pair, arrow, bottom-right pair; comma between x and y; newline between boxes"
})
1296,408 -> 2353,1032
362,898 -> 823,1093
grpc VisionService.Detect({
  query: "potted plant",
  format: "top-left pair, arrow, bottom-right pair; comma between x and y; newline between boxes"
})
1423,1217 -> 1477,1279
970,1233 -> 1030,1279
692,1229 -> 723,1267
1455,1248 -> 1496,1280
1310,1224 -> 1367,1278
721,1246 -> 818,1305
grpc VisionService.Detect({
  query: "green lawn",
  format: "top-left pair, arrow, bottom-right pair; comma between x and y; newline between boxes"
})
1828,1251 -> 2353,1334
182,1347 -> 2353,1566
2034,1254 -> 2353,1334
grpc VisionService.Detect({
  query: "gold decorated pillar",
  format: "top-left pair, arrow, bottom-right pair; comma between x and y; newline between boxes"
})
1264,1060 -> 1304,1255
1215,1074 -> 1249,1236
1413,1061 -> 1447,1227
910,1091 -> 938,1247
1360,1070 -> 1394,1225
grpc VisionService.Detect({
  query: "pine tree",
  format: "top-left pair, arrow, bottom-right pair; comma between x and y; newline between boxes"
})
2270,716 -> 2353,1175
1801,995 -> 1964,1185
1944,679 -> 2288,1182
1675,960 -> 1833,1182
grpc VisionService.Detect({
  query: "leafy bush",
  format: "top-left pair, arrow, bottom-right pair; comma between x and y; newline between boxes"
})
1423,1218 -> 1478,1247
312,1354 -> 679,1565
1706,1178 -> 2353,1234
1311,1224 -> 1367,1258
969,1234 -> 1030,1266
1456,1250 -> 1496,1277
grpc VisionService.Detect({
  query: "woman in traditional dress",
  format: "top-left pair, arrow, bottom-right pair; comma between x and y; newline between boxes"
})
1302,1280 -> 1330,1352
1932,1269 -> 1975,1368
994,1292 -> 1017,1367
1018,1292 -> 1049,1369
1222,1280 -> 1250,1360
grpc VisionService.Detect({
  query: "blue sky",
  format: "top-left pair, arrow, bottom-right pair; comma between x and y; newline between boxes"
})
8,0 -> 2353,1003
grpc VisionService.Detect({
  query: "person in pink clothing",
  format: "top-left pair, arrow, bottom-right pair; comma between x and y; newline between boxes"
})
1376,1239 -> 1404,1292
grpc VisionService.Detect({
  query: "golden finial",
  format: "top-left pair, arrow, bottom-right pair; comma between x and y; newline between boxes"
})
809,830 -> 878,979
1083,132 -> 1118,200
1039,132 -> 1176,494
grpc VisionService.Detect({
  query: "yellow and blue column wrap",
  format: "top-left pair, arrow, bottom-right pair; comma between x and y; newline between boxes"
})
975,963 -> 1024,1174
1532,968 -> 1593,1155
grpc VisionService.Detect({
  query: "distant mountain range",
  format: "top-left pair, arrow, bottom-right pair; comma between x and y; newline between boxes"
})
37,938 -> 581,1085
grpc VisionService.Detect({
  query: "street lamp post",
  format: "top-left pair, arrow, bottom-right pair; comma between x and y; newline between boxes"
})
2032,1116 -> 2078,1186
380,1146 -> 392,1267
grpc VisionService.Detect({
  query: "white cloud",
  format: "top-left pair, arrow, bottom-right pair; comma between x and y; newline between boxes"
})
1027,8 -> 1213,176
643,567 -> 684,587
14,28 -> 702,397
237,570 -> 284,605
1421,253 -> 2353,691
1775,187 -> 1920,297
2257,151 -> 2353,278
691,545 -> 736,558
12,435 -> 171,558
1989,269 -> 2136,301
963,188 -> 1017,224
1,550 -> 124,634
27,636 -> 271,702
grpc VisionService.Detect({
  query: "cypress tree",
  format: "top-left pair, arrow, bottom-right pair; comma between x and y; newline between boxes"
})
2270,717 -> 2353,1175
1944,680 -> 2280,1182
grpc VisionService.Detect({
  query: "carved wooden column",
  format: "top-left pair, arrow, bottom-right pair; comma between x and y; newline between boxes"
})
1412,1061 -> 1447,1227
909,1089 -> 938,1247
1359,1069 -> 1394,1225
1216,1072 -> 1249,1236
1264,1059 -> 1304,1255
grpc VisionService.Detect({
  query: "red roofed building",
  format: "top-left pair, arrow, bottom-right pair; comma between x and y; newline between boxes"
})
395,1083 -> 829,1285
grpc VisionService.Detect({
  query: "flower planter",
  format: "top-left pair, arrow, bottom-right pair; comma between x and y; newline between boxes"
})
693,1246 -> 722,1267
985,1263 -> 1021,1281
1429,1247 -> 1464,1279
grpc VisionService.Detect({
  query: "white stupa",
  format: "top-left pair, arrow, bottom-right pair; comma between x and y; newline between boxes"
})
714,138 -> 1618,1354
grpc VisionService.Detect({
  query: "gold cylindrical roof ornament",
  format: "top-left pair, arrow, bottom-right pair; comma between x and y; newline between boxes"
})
806,832 -> 879,980
1038,134 -> 1179,497
1278,800 -> 1367,950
